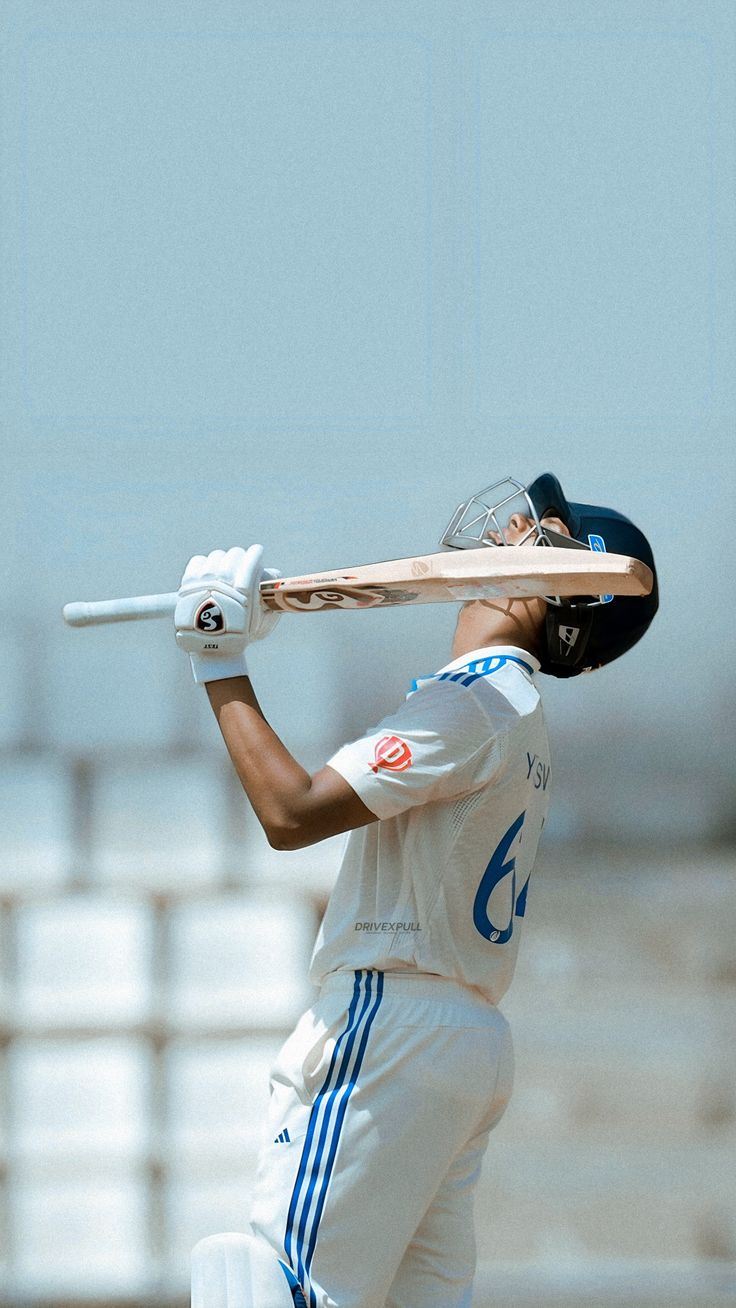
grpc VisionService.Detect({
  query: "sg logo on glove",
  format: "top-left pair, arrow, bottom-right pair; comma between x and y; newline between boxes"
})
195,599 -> 224,633
175,544 -> 282,683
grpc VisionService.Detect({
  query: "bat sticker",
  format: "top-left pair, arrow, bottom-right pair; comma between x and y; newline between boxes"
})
270,575 -> 357,588
272,586 -> 420,611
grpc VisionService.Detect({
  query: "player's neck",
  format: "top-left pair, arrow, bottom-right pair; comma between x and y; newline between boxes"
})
451,598 -> 545,661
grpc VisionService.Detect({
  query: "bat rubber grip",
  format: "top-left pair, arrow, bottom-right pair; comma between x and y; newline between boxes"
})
62,592 -> 179,626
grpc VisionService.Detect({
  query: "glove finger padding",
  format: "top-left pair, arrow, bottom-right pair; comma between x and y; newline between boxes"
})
179,554 -> 212,585
249,565 -> 282,642
220,544 -> 282,643
227,545 -> 264,593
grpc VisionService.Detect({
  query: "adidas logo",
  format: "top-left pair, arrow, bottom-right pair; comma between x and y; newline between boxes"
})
274,1128 -> 291,1144
559,625 -> 580,649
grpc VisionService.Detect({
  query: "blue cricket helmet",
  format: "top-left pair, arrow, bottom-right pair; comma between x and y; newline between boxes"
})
525,472 -> 659,677
441,472 -> 658,677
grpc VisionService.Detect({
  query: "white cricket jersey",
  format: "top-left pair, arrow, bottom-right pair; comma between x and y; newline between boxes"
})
309,645 -> 551,1005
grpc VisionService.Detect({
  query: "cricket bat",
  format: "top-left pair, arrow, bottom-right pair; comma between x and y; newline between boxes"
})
62,545 -> 653,627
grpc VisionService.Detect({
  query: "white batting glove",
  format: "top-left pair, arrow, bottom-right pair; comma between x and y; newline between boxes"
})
175,544 -> 281,684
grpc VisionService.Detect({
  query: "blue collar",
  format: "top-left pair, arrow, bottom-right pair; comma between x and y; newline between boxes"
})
438,645 -> 539,678
410,645 -> 539,694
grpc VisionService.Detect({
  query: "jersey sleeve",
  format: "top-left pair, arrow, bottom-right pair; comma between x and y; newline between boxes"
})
326,679 -> 506,821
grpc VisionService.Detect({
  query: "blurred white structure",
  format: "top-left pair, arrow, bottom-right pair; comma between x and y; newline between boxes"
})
1,737 -> 734,1308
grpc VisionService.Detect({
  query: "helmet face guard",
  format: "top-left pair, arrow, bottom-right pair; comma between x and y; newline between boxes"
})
441,473 -> 659,677
440,476 -> 609,611
442,477 -> 544,551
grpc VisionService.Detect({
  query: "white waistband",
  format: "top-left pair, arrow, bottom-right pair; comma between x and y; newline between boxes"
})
320,967 -> 493,1012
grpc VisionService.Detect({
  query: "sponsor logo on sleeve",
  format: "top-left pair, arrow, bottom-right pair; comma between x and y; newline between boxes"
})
370,735 -> 413,774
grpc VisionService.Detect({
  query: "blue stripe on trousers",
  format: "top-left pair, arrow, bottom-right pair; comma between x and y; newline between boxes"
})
295,974 -> 375,1267
303,970 -> 384,1307
294,973 -> 377,1296
281,970 -> 384,1307
284,970 -> 364,1271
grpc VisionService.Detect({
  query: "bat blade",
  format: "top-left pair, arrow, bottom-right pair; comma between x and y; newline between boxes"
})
258,546 -> 653,612
62,547 -> 653,627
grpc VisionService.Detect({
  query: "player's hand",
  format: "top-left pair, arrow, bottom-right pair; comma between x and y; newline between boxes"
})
174,544 -> 281,684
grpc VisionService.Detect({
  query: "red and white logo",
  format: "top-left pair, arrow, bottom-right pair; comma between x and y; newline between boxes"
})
371,735 -> 413,774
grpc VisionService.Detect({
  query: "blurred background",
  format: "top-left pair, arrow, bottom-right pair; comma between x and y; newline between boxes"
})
1,0 -> 735,1304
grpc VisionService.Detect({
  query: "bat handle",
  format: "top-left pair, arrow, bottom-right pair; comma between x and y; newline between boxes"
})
62,592 -> 179,627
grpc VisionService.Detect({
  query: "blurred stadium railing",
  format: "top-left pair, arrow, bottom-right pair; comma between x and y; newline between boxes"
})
0,735 -> 734,1307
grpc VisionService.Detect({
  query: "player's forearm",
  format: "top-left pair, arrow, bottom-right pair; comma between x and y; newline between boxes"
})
205,676 -> 376,848
205,676 -> 316,847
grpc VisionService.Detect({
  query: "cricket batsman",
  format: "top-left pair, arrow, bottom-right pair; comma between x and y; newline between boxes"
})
177,474 -> 658,1308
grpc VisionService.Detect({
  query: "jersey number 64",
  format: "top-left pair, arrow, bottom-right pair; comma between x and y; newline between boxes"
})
473,812 -> 529,944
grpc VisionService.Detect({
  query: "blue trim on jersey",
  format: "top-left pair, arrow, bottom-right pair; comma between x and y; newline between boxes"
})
282,970 -> 384,1308
410,653 -> 534,693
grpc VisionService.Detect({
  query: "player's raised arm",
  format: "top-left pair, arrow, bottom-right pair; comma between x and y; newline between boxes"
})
174,543 -> 376,849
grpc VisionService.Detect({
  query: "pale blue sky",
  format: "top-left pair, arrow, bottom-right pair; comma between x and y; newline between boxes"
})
2,0 -> 734,766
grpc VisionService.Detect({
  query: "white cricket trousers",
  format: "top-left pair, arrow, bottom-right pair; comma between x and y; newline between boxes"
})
249,968 -> 514,1308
